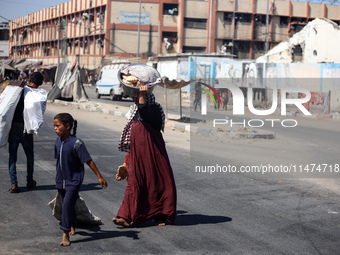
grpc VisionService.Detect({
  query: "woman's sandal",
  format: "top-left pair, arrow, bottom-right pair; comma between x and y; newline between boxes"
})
112,217 -> 131,227
155,219 -> 166,226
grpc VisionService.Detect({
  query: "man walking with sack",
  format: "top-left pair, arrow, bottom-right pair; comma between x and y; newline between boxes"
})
8,72 -> 47,193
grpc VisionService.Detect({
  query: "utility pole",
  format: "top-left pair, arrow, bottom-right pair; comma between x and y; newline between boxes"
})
52,7 -> 61,65
232,0 -> 236,57
57,10 -> 61,64
14,22 -> 18,62
265,0 -> 270,53
137,0 -> 141,63
63,19 -> 66,63
208,0 -> 213,53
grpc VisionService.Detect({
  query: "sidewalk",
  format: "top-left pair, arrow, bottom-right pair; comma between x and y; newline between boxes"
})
52,92 -> 340,140
53,99 -> 277,139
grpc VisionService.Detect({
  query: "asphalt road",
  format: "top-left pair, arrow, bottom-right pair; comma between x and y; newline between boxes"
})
1,101 -> 340,254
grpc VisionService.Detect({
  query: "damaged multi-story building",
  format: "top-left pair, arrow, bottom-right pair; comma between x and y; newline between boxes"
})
257,18 -> 340,63
8,0 -> 340,68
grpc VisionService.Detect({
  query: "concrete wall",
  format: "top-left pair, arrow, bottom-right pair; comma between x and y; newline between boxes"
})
113,29 -> 158,56
291,1 -> 307,17
110,2 -> 159,25
327,5 -> 340,20
254,0 -> 267,14
184,28 -> 207,47
236,0 -> 252,13
185,1 -> 208,18
271,17 -> 288,42
216,13 -> 232,38
235,22 -> 252,40
163,15 -> 178,27
309,3 -> 324,18
217,0 -> 233,12
272,0 -> 289,16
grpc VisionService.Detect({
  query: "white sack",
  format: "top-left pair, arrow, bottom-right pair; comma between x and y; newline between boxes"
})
23,86 -> 47,134
48,193 -> 103,225
0,85 -> 23,148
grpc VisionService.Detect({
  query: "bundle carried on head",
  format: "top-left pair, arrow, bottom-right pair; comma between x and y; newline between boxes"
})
118,64 -> 161,96
121,74 -> 143,87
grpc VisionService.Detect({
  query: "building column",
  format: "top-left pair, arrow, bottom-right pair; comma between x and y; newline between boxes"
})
178,0 -> 185,53
206,0 -> 217,53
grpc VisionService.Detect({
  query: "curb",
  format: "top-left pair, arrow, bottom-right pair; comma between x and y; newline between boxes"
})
54,99 -> 126,117
171,122 -> 275,139
52,100 -> 275,139
288,111 -> 340,119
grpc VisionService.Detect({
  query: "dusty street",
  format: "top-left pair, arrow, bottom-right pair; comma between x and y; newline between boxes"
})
0,101 -> 339,254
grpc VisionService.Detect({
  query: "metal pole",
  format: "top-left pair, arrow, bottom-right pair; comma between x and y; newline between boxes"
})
57,9 -> 61,65
208,0 -> 213,53
40,21 -> 42,58
63,19 -> 66,63
232,0 -> 236,56
179,88 -> 182,119
265,0 -> 270,53
137,0 -> 141,63
158,20 -> 160,55
14,23 -> 18,62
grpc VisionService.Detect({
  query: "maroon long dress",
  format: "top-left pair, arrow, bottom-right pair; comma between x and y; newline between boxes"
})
117,120 -> 177,225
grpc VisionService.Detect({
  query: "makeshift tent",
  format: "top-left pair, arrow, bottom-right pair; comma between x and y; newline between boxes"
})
158,77 -> 194,89
0,62 -> 19,83
47,61 -> 88,102
13,59 -> 42,70
39,65 -> 57,85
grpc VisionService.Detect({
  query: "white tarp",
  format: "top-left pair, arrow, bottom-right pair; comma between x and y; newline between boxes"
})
48,62 -> 88,102
0,85 -> 23,147
23,86 -> 47,134
48,193 -> 103,225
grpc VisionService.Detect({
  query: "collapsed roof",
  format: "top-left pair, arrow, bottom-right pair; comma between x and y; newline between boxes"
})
257,18 -> 340,64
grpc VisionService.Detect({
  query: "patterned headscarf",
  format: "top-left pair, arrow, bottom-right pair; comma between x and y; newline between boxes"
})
118,93 -> 165,152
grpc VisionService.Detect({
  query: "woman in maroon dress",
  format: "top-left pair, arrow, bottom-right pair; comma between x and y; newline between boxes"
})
113,85 -> 177,227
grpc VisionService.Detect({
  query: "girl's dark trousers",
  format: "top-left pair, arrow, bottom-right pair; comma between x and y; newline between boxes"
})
58,188 -> 79,232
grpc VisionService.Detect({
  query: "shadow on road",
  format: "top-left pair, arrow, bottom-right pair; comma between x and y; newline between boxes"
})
72,225 -> 140,243
80,183 -> 107,191
20,183 -> 104,193
175,210 -> 232,226
14,184 -> 56,193
132,210 -> 232,228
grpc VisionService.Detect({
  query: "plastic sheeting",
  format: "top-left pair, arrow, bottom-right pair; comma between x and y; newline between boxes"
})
0,85 -> 23,147
23,86 -> 47,134
47,62 -> 88,102
48,193 -> 103,225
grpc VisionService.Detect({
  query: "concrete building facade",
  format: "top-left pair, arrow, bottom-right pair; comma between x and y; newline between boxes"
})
8,0 -> 340,68
0,22 -> 9,60
9,0 -> 108,68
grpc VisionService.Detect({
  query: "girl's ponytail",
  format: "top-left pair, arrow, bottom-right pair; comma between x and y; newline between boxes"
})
73,119 -> 78,136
